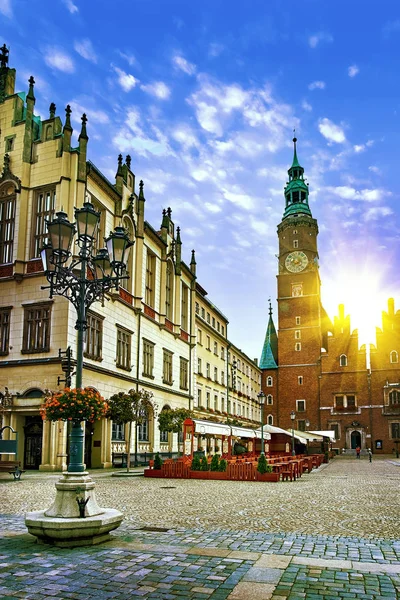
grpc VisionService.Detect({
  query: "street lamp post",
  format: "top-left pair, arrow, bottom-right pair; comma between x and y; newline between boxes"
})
257,391 -> 266,455
41,203 -> 134,472
305,419 -> 310,455
290,410 -> 296,456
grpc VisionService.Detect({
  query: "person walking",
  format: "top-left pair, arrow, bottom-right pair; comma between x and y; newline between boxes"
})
356,446 -> 361,459
368,448 -> 372,463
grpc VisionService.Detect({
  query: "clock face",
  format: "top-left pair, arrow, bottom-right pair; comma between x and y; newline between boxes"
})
285,251 -> 308,273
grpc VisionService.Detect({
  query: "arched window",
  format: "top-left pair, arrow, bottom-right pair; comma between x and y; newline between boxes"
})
389,390 -> 400,405
267,415 -> 273,425
267,394 -> 273,405
339,354 -> 347,367
266,376 -> 273,387
45,125 -> 53,140
0,182 -> 16,264
165,260 -> 173,320
390,351 -> 398,364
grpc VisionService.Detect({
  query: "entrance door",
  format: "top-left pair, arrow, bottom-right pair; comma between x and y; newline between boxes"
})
24,418 -> 43,469
351,430 -> 361,449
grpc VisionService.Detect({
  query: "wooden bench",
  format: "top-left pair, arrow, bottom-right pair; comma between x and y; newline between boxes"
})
0,460 -> 25,480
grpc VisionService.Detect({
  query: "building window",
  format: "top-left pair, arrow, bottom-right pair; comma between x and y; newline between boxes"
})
163,349 -> 173,385
221,325 -> 225,336
221,346 -> 225,360
201,307 -> 205,319
296,399 -> 305,412
267,415 -> 273,425
198,357 -> 202,374
206,391 -> 210,409
295,343 -> 301,351
181,284 -> 189,331
206,363 -> 211,378
298,376 -> 303,385
293,239 -> 298,248
138,419 -> 149,442
391,422 -> 400,439
116,327 -> 132,371
214,395 -> 218,410
330,423 -> 340,440
0,307 -> 11,355
90,197 -> 105,255
214,366 -> 218,382
296,316 -> 301,325
22,303 -> 51,354
5,136 -> 14,152
335,394 -> 356,410
145,251 -> 156,307
165,260 -> 173,320
84,312 -> 103,361
195,302 -> 199,315
212,317 -> 215,328
197,328 -> 202,345
214,341 -> 218,355
32,188 -> 56,258
217,321 -> 220,332
221,371 -> 224,385
339,354 -> 347,367
207,312 -> 210,323
389,390 -> 400,405
160,430 -> 169,443
0,184 -> 16,264
267,394 -> 273,405
197,388 -> 202,407
292,284 -> 303,297
295,330 -> 301,339
112,423 -> 125,440
221,398 -> 225,412
390,351 -> 398,364
180,357 -> 188,390
142,339 -> 155,378
266,376 -> 273,386
298,419 -> 306,432
206,335 -> 211,350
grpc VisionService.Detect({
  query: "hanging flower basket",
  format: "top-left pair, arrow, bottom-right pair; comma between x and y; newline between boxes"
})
40,388 -> 108,423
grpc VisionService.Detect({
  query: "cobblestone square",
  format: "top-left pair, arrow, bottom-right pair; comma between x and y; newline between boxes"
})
1,456 -> 400,598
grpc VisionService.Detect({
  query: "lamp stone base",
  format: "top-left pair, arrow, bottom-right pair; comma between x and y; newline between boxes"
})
24,471 -> 123,547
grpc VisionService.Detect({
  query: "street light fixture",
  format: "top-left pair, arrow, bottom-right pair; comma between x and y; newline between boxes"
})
257,391 -> 266,455
41,203 -> 134,472
290,410 -> 296,456
305,419 -> 310,455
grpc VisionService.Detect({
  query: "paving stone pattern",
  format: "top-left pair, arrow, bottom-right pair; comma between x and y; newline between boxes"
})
0,456 -> 399,599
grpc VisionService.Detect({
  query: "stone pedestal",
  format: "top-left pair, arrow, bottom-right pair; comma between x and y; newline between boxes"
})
25,471 -> 123,547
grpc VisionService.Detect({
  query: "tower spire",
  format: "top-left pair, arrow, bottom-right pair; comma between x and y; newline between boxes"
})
282,134 -> 312,219
259,300 -> 278,369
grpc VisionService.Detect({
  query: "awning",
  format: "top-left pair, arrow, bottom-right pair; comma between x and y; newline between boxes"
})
291,430 -> 325,442
231,425 -> 271,441
309,430 -> 336,441
191,419 -> 270,440
255,425 -> 307,445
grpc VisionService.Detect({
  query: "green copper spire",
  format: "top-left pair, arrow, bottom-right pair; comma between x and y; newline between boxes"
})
283,135 -> 312,219
259,300 -> 278,369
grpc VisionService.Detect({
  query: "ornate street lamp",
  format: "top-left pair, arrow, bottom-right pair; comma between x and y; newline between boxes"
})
258,390 -> 266,455
41,204 -> 134,472
290,410 -> 296,456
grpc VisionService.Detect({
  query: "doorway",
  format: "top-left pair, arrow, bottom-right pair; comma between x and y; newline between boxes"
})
24,417 -> 43,469
351,430 -> 361,449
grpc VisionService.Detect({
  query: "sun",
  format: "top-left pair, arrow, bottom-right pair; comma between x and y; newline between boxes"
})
321,265 -> 389,348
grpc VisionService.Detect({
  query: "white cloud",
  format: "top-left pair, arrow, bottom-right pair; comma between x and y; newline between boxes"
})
318,118 -> 346,143
348,64 -> 359,78
44,47 -> 75,73
68,100 -> 109,124
0,0 -> 12,17
302,100 -> 312,111
140,81 -> 171,100
118,51 -> 137,67
327,185 -> 390,202
222,186 -> 254,211
114,67 -> 139,92
172,126 -> 199,149
193,101 -> 222,136
112,107 -> 172,157
74,39 -> 97,63
62,0 -> 78,13
308,32 -> 333,48
172,54 -> 196,75
369,165 -> 381,175
204,202 -> 222,213
308,80 -> 326,91
364,206 -> 393,221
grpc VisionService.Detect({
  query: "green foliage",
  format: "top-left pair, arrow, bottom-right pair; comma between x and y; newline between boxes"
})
201,456 -> 209,471
191,455 -> 201,471
158,407 -> 193,434
106,388 -> 155,425
41,388 -> 108,423
154,452 -> 162,470
218,459 -> 227,472
257,453 -> 268,474
210,454 -> 220,471
233,443 -> 246,455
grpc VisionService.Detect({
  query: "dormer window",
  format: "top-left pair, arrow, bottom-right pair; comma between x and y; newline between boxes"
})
390,351 -> 398,364
339,354 -> 347,367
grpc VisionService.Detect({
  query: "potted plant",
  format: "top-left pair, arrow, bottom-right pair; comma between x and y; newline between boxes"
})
256,454 -> 279,482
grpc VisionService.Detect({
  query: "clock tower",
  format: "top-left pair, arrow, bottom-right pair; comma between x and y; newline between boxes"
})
276,137 -> 323,430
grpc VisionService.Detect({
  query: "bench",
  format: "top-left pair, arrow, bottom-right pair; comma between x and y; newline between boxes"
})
0,460 -> 25,480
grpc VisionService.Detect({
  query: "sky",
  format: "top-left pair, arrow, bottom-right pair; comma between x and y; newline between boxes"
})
1,0 -> 400,360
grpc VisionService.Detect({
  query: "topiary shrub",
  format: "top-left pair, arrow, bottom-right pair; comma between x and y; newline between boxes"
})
201,456 -> 209,471
154,452 -> 162,470
191,455 -> 201,471
257,453 -> 268,474
210,454 -> 220,472
219,459 -> 227,472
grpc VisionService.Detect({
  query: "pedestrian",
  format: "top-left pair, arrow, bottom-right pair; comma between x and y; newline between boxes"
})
368,448 -> 372,463
356,446 -> 361,459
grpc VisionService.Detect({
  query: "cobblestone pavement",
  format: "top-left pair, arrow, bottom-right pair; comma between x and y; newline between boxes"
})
0,456 -> 399,598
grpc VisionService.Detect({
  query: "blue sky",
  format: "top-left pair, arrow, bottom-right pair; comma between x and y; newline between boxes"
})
2,0 -> 400,359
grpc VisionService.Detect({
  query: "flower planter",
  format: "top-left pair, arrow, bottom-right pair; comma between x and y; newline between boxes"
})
189,470 -> 228,480
256,472 -> 280,482
144,469 -> 164,478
